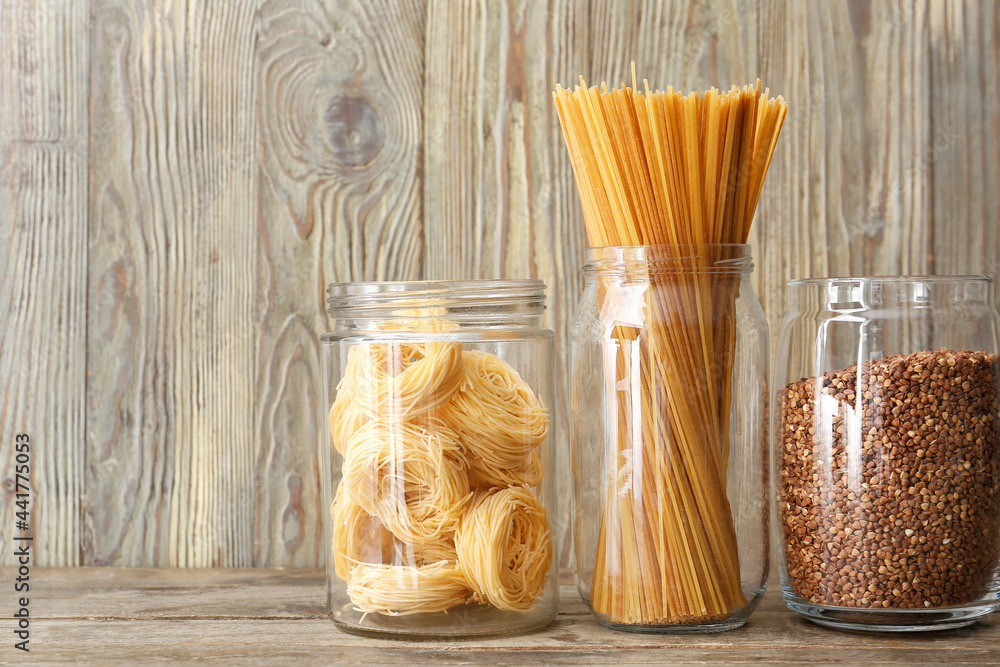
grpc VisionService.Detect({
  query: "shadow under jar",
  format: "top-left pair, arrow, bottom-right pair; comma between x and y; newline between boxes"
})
321,280 -> 557,638
774,276 -> 1000,631
570,245 -> 770,633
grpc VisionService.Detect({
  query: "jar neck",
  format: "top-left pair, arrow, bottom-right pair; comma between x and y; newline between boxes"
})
583,244 -> 753,279
786,276 -> 995,312
326,280 -> 546,332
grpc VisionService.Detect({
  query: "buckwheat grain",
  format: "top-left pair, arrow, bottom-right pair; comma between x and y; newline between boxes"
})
779,349 -> 1000,609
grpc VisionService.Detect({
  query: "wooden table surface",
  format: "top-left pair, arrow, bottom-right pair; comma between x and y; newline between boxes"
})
2,569 -> 998,665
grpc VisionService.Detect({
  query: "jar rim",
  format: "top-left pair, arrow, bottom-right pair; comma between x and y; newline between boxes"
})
583,243 -> 753,274
587,243 -> 750,251
328,278 -> 544,296
788,275 -> 992,286
326,279 -> 546,318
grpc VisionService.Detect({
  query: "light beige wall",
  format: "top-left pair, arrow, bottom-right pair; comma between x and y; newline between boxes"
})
1,0 -> 997,566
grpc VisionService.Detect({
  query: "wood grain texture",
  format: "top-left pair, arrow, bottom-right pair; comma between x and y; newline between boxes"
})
3,0 -> 1000,568
86,0 -> 258,566
421,0 -> 760,569
0,0 -> 88,566
10,568 -> 1000,664
422,0 -> 590,568
588,0 -> 758,86
422,0 -> 577,281
526,0 -> 592,569
757,0 -> 935,323
927,1 -> 1000,289
254,0 -> 425,567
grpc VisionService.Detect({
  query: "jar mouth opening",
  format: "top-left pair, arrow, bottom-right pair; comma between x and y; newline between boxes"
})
328,278 -> 544,296
587,243 -> 750,251
788,275 -> 992,286
584,244 -> 753,275
785,275 -> 994,311
326,279 -> 546,319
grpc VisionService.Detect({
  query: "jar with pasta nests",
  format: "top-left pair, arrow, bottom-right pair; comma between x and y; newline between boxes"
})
322,280 -> 557,638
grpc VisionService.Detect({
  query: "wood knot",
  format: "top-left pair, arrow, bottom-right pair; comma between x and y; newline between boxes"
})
324,92 -> 383,167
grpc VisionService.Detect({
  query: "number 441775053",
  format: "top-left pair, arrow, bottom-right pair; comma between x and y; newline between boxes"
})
14,434 -> 30,528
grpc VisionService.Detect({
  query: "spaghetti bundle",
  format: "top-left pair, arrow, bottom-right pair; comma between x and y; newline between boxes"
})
554,72 -> 786,624
342,419 -> 471,545
455,486 -> 553,611
443,351 -> 548,488
329,338 -> 552,615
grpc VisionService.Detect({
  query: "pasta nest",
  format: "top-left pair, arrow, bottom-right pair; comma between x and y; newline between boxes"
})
455,486 -> 553,611
342,419 -> 471,545
343,341 -> 463,418
328,391 -> 370,456
330,485 -> 396,582
394,536 -> 459,567
442,351 -> 548,488
372,313 -> 459,333
331,486 -> 460,583
346,562 -> 470,616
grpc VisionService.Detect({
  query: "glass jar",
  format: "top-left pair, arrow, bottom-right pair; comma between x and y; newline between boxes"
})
321,280 -> 557,638
570,245 -> 770,632
774,276 -> 1000,631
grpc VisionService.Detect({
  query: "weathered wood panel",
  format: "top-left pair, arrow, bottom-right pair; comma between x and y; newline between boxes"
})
757,0 -> 935,322
0,0 -> 88,566
525,0 -> 592,567
927,1 -> 1000,284
422,0 -> 591,568
421,0 -> 763,567
254,0 -> 425,567
86,0 -> 258,566
2,0 -> 1000,567
588,0 -> 758,86
29,623 -> 1000,666
14,568 -> 1000,663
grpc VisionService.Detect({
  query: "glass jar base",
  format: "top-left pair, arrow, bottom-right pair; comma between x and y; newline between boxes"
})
331,605 -> 557,640
581,586 -> 765,634
594,617 -> 748,634
784,597 -> 999,633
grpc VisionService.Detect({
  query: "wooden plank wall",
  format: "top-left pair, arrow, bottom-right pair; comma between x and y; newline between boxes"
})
0,0 -> 89,566
1,0 -> 998,566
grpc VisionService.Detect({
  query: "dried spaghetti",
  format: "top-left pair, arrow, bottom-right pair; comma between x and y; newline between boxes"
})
554,71 -> 786,625
455,486 -> 553,611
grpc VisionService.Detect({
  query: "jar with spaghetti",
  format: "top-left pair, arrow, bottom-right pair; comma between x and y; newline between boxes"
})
570,245 -> 770,632
775,276 -> 1000,631
321,280 -> 557,638
554,74 -> 785,631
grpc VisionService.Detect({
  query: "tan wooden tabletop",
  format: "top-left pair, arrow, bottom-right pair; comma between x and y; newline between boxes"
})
1,568 -> 998,665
